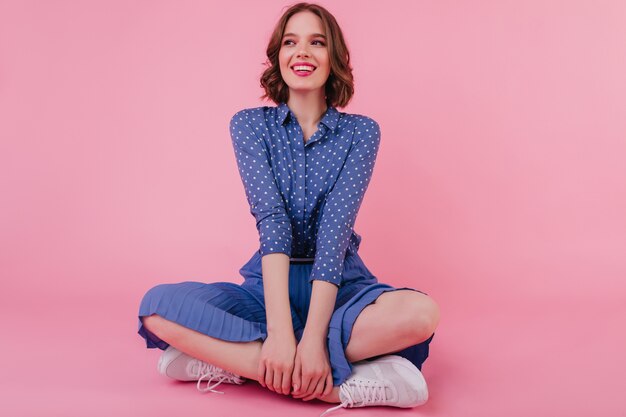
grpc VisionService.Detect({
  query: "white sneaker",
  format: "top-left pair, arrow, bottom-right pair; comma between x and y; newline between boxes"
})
157,345 -> 246,394
319,355 -> 428,416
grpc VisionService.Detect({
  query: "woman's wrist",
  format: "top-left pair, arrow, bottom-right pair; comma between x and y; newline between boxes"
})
301,324 -> 329,342
267,322 -> 296,338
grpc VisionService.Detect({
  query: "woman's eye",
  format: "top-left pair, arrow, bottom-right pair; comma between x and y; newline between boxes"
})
282,39 -> 325,46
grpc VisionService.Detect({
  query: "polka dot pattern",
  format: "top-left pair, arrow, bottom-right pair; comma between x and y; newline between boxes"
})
229,102 -> 381,287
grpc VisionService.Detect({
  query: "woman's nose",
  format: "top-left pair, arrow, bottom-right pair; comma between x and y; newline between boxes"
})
296,46 -> 310,58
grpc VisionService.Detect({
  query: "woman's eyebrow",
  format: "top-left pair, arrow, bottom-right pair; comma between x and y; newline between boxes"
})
282,32 -> 327,39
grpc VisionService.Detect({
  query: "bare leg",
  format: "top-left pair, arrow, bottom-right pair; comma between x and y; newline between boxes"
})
141,314 -> 342,403
142,314 -> 262,380
316,291 -> 439,403
343,290 -> 439,363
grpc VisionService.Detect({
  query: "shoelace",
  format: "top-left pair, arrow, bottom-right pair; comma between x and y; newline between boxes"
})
190,360 -> 242,394
319,378 -> 388,417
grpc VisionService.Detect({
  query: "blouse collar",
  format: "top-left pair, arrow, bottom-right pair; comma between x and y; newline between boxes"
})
277,102 -> 340,131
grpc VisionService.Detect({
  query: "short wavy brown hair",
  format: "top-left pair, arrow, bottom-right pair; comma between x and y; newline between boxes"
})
259,2 -> 354,108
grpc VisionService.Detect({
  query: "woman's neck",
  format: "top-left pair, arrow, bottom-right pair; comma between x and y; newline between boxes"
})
286,92 -> 328,127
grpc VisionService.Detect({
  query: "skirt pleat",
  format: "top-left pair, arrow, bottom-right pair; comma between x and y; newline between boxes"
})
137,250 -> 434,386
137,281 -> 267,349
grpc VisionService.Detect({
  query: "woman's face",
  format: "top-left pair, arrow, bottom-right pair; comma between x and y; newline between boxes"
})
278,11 -> 331,97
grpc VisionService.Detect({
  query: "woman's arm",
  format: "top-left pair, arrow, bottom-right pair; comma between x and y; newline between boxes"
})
259,250 -> 298,395
290,279 -> 337,400
309,117 -> 382,286
259,252 -> 297,394
229,109 -> 293,259
229,108 -> 295,333
262,252 -> 294,335
302,280 -> 338,340
230,109 -> 297,394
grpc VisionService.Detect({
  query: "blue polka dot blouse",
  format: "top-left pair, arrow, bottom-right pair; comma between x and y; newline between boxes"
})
229,101 -> 381,287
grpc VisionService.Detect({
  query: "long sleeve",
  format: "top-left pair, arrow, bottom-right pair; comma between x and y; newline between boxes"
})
309,117 -> 381,286
230,109 -> 292,257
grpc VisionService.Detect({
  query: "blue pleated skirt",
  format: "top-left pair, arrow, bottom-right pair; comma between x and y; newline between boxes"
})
137,250 -> 434,386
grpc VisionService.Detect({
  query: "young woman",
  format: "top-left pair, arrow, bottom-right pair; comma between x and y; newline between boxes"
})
137,3 -> 440,415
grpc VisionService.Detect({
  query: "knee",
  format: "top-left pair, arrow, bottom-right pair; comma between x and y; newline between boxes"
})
141,313 -> 185,344
141,314 -> 164,333
401,294 -> 440,342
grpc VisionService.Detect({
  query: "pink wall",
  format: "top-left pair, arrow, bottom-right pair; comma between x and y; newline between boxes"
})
1,1 -> 624,416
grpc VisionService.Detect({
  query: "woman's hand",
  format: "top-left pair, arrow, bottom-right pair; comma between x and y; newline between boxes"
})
291,335 -> 334,401
258,331 -> 297,395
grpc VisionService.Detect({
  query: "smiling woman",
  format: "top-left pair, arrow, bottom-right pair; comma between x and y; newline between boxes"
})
136,3 -> 439,417
260,4 -> 353,110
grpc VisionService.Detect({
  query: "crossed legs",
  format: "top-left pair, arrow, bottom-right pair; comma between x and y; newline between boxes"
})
141,290 -> 440,404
